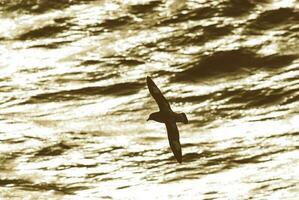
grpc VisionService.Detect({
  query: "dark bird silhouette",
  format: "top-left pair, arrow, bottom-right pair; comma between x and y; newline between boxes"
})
146,76 -> 188,163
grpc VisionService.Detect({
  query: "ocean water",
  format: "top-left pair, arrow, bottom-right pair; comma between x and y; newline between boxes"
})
0,0 -> 299,199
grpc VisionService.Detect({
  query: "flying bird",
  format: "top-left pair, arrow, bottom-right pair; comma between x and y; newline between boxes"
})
146,76 -> 188,163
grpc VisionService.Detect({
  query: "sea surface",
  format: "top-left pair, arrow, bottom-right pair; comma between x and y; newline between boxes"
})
0,0 -> 299,199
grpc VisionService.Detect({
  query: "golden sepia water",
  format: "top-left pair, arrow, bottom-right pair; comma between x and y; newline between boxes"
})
0,0 -> 299,199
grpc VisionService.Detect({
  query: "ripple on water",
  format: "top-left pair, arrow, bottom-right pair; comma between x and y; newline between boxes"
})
34,142 -> 73,157
0,178 -> 89,195
164,23 -> 233,47
3,0 -> 80,14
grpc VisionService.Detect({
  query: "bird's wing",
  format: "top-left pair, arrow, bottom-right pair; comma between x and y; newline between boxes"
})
165,121 -> 182,163
147,76 -> 171,111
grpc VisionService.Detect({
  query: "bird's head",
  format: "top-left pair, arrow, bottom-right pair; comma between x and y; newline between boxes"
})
147,112 -> 161,122
147,113 -> 154,121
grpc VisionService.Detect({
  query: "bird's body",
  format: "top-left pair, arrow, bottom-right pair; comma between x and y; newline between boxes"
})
146,76 -> 188,163
148,111 -> 187,124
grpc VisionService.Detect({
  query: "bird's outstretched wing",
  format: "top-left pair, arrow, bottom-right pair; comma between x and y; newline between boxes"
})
165,121 -> 182,163
147,76 -> 171,111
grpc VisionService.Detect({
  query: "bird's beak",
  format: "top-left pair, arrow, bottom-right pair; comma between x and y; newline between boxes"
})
146,117 -> 150,121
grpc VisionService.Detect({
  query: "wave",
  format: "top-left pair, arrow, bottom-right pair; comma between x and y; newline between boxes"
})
159,6 -> 216,26
23,81 -> 144,104
18,17 -> 72,41
220,0 -> 255,16
247,8 -> 299,30
245,7 -> 299,36
19,24 -> 65,40
1,0 -> 87,13
174,48 -> 297,81
100,16 -> 133,31
129,1 -> 161,15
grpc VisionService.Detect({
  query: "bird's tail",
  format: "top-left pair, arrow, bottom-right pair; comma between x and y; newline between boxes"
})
175,113 -> 188,124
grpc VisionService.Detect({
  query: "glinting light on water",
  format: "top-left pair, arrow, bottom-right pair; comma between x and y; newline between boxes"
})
0,0 -> 299,199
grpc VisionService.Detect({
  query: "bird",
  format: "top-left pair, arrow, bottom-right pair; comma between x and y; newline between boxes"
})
146,76 -> 188,163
